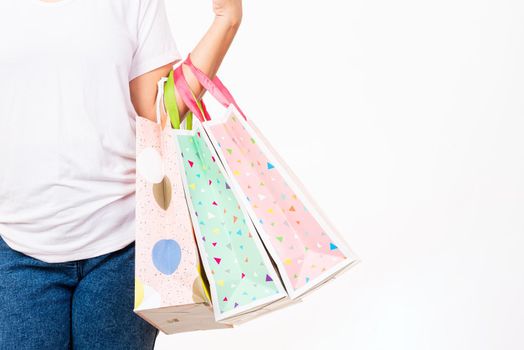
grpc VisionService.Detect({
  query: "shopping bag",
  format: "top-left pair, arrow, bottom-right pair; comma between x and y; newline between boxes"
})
172,56 -> 359,299
162,70 -> 292,324
134,77 -> 231,334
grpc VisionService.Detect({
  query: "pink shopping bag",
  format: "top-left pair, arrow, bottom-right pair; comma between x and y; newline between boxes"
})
134,77 -> 231,334
171,57 -> 359,299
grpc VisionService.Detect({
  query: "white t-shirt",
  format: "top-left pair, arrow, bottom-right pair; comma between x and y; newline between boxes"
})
0,0 -> 181,263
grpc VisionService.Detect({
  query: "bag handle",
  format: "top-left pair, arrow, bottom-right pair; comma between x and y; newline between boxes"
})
155,76 -> 170,130
172,64 -> 212,123
164,69 -> 194,130
183,53 -> 247,120
163,67 -> 208,166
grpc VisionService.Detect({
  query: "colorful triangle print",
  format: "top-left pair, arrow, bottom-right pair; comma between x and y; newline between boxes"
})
176,129 -> 284,316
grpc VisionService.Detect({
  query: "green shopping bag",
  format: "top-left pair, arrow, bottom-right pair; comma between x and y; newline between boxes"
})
163,70 -> 289,324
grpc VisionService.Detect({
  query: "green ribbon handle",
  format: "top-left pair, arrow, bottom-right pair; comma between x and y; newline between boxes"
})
164,69 -> 207,131
164,68 -> 211,168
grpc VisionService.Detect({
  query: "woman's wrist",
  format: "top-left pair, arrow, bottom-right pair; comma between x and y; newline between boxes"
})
214,12 -> 242,30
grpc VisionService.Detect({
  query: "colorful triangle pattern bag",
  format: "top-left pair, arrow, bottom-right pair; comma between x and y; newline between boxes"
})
162,69 -> 293,324
171,55 -> 359,300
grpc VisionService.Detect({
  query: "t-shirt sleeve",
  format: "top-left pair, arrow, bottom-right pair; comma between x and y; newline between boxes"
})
129,0 -> 182,81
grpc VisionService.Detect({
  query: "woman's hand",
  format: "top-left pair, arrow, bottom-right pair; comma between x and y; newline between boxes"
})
130,0 -> 243,125
213,0 -> 243,27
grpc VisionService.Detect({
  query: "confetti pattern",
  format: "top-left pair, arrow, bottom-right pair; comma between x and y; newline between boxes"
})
175,125 -> 285,316
204,111 -> 352,296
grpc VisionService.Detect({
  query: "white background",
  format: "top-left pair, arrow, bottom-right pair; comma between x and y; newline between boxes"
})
158,1 -> 524,349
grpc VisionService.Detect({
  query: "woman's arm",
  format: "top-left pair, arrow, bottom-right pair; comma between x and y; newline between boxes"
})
130,0 -> 242,126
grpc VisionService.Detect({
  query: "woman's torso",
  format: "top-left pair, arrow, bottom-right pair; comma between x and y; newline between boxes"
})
0,0 -> 144,262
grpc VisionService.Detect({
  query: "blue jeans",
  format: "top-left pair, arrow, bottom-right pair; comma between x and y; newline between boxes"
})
0,235 -> 159,349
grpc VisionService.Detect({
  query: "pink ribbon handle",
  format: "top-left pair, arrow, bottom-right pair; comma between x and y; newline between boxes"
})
172,64 -> 211,123
184,53 -> 247,121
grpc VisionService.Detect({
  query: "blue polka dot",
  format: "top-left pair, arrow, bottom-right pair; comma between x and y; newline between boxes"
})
152,239 -> 181,275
